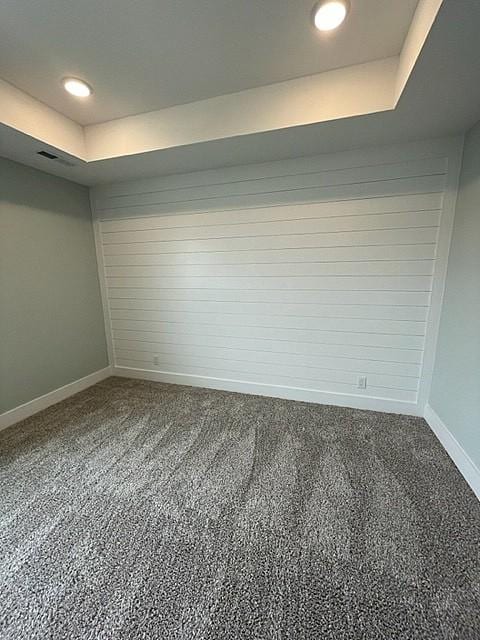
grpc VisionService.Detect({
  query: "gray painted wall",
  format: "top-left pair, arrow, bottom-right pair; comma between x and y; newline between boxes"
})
430,121 -> 480,469
0,158 -> 108,413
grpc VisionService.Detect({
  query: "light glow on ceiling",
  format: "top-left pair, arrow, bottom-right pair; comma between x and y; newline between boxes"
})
313,0 -> 349,31
63,77 -> 92,98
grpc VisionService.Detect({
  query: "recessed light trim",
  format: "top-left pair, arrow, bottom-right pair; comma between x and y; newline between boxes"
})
62,77 -> 93,98
312,0 -> 349,31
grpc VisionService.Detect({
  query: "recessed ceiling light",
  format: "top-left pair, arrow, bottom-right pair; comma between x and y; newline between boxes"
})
312,0 -> 349,31
62,77 -> 92,98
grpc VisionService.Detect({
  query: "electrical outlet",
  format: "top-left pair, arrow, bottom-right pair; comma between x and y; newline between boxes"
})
153,355 -> 159,366
357,376 -> 367,390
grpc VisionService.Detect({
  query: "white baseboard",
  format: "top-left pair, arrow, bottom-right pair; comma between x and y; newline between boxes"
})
0,366 -> 112,433
112,365 -> 421,416
424,404 -> 480,500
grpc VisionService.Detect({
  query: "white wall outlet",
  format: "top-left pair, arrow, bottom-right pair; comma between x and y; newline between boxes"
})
357,376 -> 367,389
153,355 -> 159,366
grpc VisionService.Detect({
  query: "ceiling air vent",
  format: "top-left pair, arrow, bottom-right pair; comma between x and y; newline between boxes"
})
37,150 -> 58,160
37,150 -> 76,167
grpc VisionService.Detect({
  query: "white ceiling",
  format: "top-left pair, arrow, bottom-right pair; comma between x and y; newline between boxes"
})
0,0 -> 418,125
1,0 -> 480,186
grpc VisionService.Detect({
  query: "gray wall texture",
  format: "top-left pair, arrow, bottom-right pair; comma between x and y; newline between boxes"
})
430,121 -> 480,469
0,158 -> 108,413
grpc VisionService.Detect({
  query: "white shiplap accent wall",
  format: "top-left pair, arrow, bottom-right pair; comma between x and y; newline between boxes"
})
91,138 -> 462,415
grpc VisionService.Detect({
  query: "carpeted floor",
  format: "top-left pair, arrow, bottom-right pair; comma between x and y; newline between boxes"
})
0,377 -> 479,639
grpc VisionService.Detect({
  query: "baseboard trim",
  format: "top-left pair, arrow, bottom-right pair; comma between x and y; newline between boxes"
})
424,404 -> 480,500
112,365 -> 421,416
0,366 -> 112,433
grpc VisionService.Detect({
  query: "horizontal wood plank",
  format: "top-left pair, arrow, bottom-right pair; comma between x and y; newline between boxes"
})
95,146 -> 454,406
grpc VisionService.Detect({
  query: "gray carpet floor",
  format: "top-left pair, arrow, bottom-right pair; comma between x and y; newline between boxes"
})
0,377 -> 479,639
